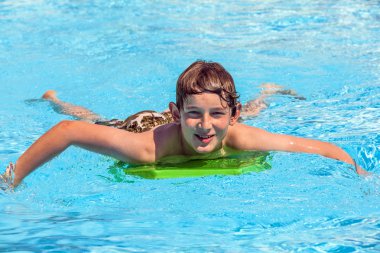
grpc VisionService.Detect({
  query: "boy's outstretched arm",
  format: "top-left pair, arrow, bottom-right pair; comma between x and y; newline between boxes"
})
10,120 -> 155,187
229,124 -> 368,175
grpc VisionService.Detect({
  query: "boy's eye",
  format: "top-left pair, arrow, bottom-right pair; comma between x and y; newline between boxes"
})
211,112 -> 226,117
185,110 -> 227,118
186,111 -> 201,117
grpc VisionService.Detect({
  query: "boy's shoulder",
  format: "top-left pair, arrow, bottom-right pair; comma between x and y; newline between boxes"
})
227,122 -> 262,135
152,123 -> 183,157
226,123 -> 268,150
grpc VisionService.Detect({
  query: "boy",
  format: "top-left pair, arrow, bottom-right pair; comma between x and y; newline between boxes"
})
1,60 -> 366,188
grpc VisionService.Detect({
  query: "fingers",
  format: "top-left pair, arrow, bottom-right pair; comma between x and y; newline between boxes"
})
0,162 -> 15,190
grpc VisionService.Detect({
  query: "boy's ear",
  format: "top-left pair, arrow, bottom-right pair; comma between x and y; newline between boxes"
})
169,102 -> 181,123
230,103 -> 241,125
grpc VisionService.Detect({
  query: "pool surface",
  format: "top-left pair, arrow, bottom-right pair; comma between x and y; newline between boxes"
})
1,0 -> 380,252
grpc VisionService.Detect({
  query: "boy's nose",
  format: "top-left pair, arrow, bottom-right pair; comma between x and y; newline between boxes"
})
199,114 -> 212,130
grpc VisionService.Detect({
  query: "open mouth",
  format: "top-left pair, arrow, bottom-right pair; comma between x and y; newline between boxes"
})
195,134 -> 215,144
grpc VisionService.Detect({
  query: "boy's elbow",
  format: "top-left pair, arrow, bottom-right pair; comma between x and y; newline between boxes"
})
56,120 -> 75,128
55,120 -> 77,132
53,120 -> 79,142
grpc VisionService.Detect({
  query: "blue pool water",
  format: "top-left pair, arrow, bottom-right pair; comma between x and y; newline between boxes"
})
1,0 -> 380,252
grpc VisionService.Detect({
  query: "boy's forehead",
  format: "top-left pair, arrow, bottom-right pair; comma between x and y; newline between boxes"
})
183,93 -> 229,108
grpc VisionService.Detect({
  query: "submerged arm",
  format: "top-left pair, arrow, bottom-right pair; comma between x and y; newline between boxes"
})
12,120 -> 155,186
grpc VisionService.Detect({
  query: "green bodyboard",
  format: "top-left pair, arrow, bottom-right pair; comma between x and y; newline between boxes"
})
108,151 -> 271,180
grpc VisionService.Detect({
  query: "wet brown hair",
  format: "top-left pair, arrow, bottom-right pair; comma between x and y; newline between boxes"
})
176,60 -> 240,116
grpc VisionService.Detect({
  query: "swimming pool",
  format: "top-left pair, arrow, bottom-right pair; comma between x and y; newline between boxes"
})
1,0 -> 380,251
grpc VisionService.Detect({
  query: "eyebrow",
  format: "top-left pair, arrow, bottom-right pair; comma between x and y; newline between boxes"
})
184,105 -> 227,111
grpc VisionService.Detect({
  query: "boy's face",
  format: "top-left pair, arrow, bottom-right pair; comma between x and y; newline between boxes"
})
178,92 -> 235,154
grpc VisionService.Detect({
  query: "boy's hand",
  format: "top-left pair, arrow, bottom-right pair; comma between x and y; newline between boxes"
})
0,162 -> 15,190
355,164 -> 371,176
